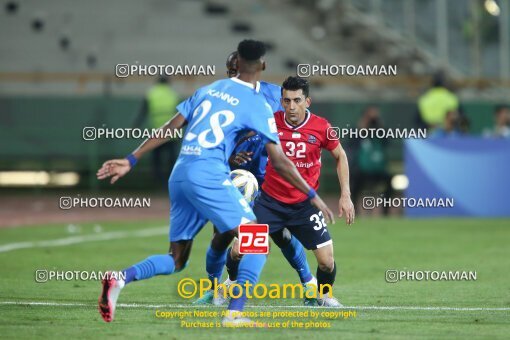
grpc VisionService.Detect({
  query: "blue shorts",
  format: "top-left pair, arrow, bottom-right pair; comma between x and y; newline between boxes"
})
253,190 -> 332,250
168,174 -> 256,242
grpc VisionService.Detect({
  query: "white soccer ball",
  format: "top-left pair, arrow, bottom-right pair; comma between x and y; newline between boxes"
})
230,169 -> 259,203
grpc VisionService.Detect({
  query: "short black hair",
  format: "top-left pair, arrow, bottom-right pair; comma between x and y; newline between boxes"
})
432,71 -> 446,87
226,51 -> 238,67
157,75 -> 169,84
282,76 -> 309,97
237,40 -> 266,61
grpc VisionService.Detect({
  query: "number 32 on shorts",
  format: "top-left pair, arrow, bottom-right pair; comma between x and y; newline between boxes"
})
310,211 -> 327,230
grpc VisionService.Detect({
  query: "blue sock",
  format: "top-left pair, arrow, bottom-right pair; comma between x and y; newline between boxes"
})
206,246 -> 227,286
123,267 -> 137,284
122,254 -> 175,284
280,236 -> 313,283
228,254 -> 267,311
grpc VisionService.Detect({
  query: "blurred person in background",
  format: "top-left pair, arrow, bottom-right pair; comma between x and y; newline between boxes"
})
134,76 -> 180,186
458,113 -> 471,134
429,110 -> 464,138
350,105 -> 394,216
483,105 -> 510,138
417,71 -> 459,130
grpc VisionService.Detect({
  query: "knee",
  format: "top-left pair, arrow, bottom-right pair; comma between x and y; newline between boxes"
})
170,250 -> 189,272
318,258 -> 335,273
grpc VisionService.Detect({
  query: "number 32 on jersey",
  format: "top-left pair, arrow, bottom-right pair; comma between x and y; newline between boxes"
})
285,141 -> 306,158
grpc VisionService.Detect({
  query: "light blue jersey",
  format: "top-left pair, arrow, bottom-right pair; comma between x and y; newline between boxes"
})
171,78 -> 278,180
260,81 -> 283,113
168,77 -> 280,241
231,82 -> 282,186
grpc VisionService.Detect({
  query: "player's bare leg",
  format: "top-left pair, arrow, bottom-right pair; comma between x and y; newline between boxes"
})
98,240 -> 192,322
311,244 -> 343,307
170,240 -> 194,271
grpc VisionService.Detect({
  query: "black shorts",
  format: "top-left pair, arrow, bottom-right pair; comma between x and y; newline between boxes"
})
253,190 -> 332,250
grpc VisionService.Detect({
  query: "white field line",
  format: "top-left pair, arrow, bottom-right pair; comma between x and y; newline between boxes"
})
0,227 -> 167,253
0,301 -> 509,311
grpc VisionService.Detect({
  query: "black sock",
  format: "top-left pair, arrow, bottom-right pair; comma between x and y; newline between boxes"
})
226,247 -> 240,281
316,262 -> 336,294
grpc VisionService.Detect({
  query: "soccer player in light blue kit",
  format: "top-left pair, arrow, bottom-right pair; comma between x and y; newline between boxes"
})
96,40 -> 334,326
195,52 -> 318,306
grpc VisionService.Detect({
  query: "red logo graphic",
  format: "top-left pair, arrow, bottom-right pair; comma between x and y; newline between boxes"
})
238,224 -> 269,254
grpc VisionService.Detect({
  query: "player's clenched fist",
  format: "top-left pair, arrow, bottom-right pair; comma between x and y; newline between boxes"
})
97,159 -> 132,184
229,151 -> 253,167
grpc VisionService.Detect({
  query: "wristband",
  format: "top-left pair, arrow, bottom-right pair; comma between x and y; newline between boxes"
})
126,153 -> 138,168
307,188 -> 317,199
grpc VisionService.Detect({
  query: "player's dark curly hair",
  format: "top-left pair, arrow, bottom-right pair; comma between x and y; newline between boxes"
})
282,76 -> 309,97
237,40 -> 266,61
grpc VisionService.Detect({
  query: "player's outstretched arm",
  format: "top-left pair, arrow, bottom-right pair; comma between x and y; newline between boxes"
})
330,144 -> 355,224
131,113 -> 186,160
265,142 -> 335,224
97,113 -> 187,184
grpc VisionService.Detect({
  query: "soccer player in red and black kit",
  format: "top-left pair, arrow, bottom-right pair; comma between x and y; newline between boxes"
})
229,76 -> 355,306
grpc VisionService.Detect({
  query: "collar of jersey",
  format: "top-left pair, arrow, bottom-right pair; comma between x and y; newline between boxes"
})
230,77 -> 260,93
284,109 -> 311,130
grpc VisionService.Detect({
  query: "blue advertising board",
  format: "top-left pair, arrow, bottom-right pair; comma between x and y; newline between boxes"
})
405,138 -> 510,217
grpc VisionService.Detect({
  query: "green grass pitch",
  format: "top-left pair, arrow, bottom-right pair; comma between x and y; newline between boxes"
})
0,218 -> 509,339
